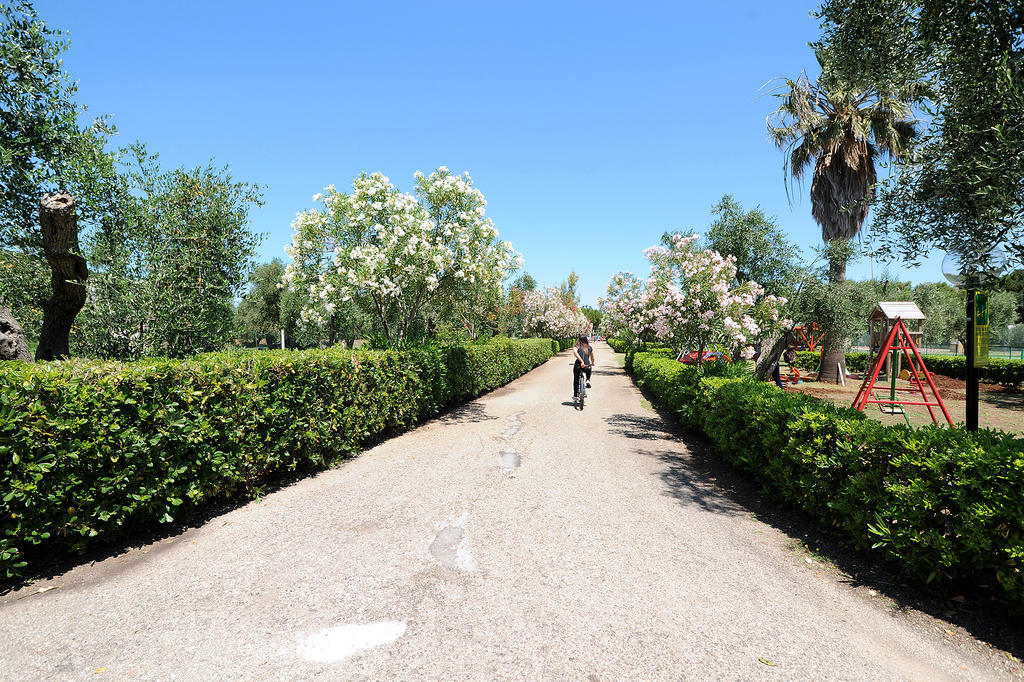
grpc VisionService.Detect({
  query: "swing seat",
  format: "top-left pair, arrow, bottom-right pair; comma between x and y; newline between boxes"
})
871,391 -> 906,414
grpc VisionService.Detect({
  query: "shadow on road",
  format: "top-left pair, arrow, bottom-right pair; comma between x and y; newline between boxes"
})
605,413 -> 676,441
618,380 -> 1024,660
640,447 -> 746,517
606,414 -> 742,516
436,403 -> 498,424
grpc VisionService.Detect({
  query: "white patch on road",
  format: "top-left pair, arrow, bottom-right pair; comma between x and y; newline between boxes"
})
501,411 -> 525,440
298,621 -> 407,662
454,539 -> 476,571
499,451 -> 521,471
430,513 -> 476,571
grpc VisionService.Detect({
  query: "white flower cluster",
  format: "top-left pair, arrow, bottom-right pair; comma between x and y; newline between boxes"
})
521,288 -> 590,338
282,168 -> 522,341
599,271 -> 645,338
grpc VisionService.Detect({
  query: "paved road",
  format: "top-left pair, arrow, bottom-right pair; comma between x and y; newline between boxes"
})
1,343 -> 1016,680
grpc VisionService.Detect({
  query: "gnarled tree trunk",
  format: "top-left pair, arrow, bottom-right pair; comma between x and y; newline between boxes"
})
35,193 -> 88,361
754,334 -> 785,381
0,307 -> 33,362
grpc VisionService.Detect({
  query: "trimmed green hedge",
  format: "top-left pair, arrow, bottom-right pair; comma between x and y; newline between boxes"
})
630,351 -> 1024,606
556,338 -> 575,351
632,353 -> 748,425
607,338 -> 629,353
0,337 -> 557,579
792,350 -> 1024,387
922,355 -> 1024,388
624,345 -> 673,373
792,350 -> 870,373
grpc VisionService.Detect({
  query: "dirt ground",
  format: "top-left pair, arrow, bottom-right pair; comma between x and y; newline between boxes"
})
786,367 -> 1024,433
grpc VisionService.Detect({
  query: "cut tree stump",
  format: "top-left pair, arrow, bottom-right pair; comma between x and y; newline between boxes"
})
35,192 -> 88,361
0,306 -> 33,362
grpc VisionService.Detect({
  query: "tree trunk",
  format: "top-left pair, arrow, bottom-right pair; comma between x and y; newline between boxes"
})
0,306 -> 33,362
754,334 -> 785,381
818,249 -> 847,384
35,193 -> 88,361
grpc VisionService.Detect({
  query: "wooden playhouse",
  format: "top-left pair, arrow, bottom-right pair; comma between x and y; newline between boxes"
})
867,301 -> 926,377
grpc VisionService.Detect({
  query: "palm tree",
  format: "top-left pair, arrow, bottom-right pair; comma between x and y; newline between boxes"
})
768,72 -> 927,382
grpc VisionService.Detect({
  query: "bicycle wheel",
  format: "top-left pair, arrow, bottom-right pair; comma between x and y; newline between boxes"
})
578,373 -> 585,409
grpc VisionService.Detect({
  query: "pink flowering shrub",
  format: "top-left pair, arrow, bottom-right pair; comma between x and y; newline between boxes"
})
602,234 -> 788,360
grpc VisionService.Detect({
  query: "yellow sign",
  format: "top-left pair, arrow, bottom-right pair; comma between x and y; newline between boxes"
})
975,291 -> 989,367
975,327 -> 990,367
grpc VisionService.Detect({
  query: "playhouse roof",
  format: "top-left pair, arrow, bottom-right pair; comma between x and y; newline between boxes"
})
869,301 -> 926,321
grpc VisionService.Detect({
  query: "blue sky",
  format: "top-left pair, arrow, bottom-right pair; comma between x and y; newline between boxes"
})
48,0 -> 945,307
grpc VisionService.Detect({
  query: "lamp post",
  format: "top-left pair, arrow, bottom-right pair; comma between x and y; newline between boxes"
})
943,250 -> 1006,431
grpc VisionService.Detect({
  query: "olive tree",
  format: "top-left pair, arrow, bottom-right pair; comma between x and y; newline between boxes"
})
1,2 -> 117,357
705,194 -> 806,299
75,149 -> 263,358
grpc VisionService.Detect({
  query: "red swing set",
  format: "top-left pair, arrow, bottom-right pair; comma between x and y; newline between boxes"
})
851,316 -> 953,425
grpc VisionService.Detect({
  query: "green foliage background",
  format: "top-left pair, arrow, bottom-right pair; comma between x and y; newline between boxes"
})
2,7 -> 263,360
72,152 -> 263,359
705,194 -> 806,299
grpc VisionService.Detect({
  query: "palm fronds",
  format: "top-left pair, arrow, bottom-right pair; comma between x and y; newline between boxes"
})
765,72 -> 927,244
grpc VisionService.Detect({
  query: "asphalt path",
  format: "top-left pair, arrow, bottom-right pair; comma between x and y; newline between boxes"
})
1,342 -> 1017,680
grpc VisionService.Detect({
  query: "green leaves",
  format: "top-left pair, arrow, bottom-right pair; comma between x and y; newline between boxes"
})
818,0 -> 1024,273
69,152 -> 264,360
706,194 -> 805,300
0,2 -> 87,250
0,337 -> 557,580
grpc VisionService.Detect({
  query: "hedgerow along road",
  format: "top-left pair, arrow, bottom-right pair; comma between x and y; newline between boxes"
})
0,342 -> 1016,679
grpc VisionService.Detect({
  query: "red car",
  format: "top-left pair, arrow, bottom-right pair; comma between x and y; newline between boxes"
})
678,350 -> 731,364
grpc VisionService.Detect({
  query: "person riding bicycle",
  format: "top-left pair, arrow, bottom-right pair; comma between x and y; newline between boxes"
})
572,335 -> 595,401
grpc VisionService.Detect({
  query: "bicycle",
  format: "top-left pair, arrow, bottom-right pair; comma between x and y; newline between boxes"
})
573,362 -> 590,409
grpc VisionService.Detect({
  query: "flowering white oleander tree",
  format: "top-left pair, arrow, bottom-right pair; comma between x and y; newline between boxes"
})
283,168 -> 522,346
598,271 -> 647,341
642,234 -> 788,363
522,287 -> 590,339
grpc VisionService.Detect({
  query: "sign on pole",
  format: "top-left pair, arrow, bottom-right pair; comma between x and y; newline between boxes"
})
974,291 -> 990,367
